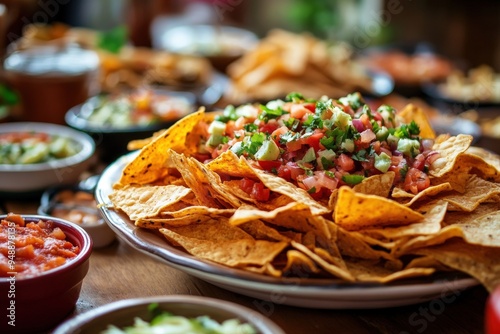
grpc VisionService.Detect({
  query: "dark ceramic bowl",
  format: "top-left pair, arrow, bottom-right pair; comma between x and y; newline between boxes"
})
53,295 -> 284,334
65,89 -> 196,162
0,214 -> 93,334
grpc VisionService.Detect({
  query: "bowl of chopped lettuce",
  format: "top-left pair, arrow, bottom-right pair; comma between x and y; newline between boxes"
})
0,122 -> 95,197
52,295 -> 284,334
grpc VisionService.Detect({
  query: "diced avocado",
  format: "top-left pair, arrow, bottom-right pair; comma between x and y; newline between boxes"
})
300,146 -> 316,163
397,138 -> 420,157
341,139 -> 355,152
377,105 -> 396,125
208,120 -> 226,136
374,152 -> 392,173
317,149 -> 336,169
18,142 -> 50,164
207,134 -> 224,147
254,139 -> 280,161
376,126 -> 389,141
49,137 -> 70,158
387,133 -> 399,147
230,141 -> 243,155
331,108 -> 352,130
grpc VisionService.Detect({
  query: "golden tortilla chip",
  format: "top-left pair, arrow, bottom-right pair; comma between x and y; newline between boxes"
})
230,202 -> 331,239
117,109 -> 205,186
398,104 -> 436,139
441,175 -> 500,212
158,217 -> 290,268
109,184 -> 191,220
345,258 -> 435,283
334,186 -> 424,230
363,200 -> 448,240
291,241 -> 354,281
429,134 -> 473,178
414,239 -> 500,292
353,172 -> 395,197
283,249 -> 321,275
444,210 -> 500,247
391,226 -> 464,257
239,220 -> 291,242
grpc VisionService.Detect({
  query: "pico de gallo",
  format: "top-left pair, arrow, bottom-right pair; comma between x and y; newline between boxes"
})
197,92 -> 439,201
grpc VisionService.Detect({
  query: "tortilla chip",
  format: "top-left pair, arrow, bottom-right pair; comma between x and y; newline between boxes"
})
109,184 -> 191,220
345,258 -> 435,283
117,109 -> 205,186
429,134 -> 473,178
239,220 -> 291,242
414,239 -> 500,292
291,241 -> 354,281
363,200 -> 448,240
283,250 -> 322,276
158,217 -> 289,268
334,186 -> 424,230
398,104 -> 436,139
353,172 -> 395,197
230,202 -> 331,239
441,175 -> 500,212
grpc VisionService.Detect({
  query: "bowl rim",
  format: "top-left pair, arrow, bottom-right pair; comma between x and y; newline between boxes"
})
52,295 -> 285,334
0,214 -> 93,282
0,122 -> 95,172
64,89 -> 197,133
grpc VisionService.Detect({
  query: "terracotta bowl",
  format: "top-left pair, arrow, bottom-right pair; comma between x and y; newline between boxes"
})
0,214 -> 93,334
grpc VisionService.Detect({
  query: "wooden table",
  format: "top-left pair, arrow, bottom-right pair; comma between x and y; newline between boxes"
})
3,201 -> 489,334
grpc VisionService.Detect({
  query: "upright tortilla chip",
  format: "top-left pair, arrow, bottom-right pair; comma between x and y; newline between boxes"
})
398,103 -> 435,139
117,109 -> 206,186
441,175 -> 500,212
429,134 -> 473,178
334,186 -> 424,230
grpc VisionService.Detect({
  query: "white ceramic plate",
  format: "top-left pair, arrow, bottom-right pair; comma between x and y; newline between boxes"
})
95,153 -> 479,309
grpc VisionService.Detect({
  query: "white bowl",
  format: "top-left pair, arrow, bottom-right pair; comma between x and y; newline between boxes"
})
53,295 -> 285,334
0,122 -> 95,195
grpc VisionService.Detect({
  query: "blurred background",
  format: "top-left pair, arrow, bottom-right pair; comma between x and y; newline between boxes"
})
0,0 -> 499,155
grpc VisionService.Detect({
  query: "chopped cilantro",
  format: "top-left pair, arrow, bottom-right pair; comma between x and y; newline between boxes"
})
258,104 -> 286,123
244,123 -> 258,132
307,186 -> 317,193
286,92 -> 305,102
216,105 -> 238,123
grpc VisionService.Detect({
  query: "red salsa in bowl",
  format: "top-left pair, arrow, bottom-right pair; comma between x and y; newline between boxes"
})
0,213 -> 80,278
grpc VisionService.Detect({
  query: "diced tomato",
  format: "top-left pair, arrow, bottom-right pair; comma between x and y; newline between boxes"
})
302,131 -> 324,151
239,178 -> 255,194
251,182 -> 270,201
286,140 -> 302,152
336,154 -> 355,172
404,167 -> 430,194
271,126 -> 289,142
359,113 -> 373,130
303,103 -> 316,113
257,160 -> 282,171
286,162 -> 305,180
290,104 -> 312,119
277,165 -> 292,181
259,120 -> 279,134
412,153 -> 426,170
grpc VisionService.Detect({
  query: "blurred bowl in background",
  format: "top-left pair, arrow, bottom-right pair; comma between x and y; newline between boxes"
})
38,182 -> 115,248
65,88 -> 196,162
155,25 -> 259,73
53,295 -> 284,334
0,122 -> 95,198
0,214 -> 92,334
361,44 -> 454,97
3,44 -> 100,124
